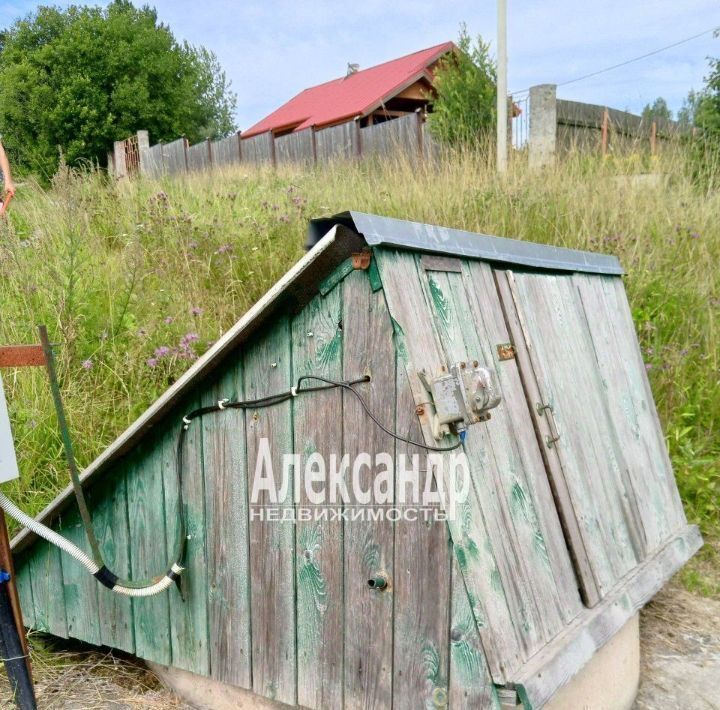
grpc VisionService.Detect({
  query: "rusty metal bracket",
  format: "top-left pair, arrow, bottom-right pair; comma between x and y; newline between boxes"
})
497,343 -> 515,361
351,250 -> 372,270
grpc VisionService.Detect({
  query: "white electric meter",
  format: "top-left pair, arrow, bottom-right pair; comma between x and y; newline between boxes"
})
0,374 -> 20,484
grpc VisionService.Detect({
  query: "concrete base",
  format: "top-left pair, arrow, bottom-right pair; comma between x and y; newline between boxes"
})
147,662 -> 288,710
149,614 -> 640,710
545,613 -> 640,710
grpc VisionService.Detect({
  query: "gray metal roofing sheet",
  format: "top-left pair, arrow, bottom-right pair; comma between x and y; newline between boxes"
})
308,211 -> 624,275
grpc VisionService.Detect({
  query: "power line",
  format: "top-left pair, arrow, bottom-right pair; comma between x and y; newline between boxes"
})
510,25 -> 719,95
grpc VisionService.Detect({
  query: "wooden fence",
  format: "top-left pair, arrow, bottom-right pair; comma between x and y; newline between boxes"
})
112,112 -> 433,179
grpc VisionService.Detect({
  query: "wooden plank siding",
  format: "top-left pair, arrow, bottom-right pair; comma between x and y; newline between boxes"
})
11,239 -> 698,710
291,287 -> 344,709
244,318 -> 297,704
202,366 -> 252,689
342,270 -> 396,709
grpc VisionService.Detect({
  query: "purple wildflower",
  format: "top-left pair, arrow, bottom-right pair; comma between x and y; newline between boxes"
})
191,307 -> 203,317
146,357 -> 158,368
188,241 -> 198,250
81,359 -> 93,370
164,316 -> 174,325
154,345 -> 171,358
215,244 -> 232,255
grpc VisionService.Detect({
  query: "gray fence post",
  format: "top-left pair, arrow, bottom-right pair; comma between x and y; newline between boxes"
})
137,130 -> 150,176
529,84 -> 557,169
236,131 -> 242,163
113,140 -> 127,178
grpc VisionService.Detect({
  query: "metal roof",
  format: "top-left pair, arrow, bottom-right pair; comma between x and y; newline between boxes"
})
242,42 -> 453,137
308,211 -> 624,275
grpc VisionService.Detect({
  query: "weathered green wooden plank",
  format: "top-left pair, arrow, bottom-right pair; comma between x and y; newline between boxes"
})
60,506 -> 102,645
126,444 -> 171,664
342,270 -> 395,708
448,558 -> 500,709
581,275 -> 686,537
508,271 -> 641,594
291,287 -> 344,709
162,409 -> 210,675
422,266 -> 546,657
373,247 -> 521,682
319,258 -> 354,296
14,556 -> 35,631
465,260 -> 582,626
93,472 -> 134,653
392,357 -> 452,710
244,318 -> 296,704
495,270 -> 602,607
27,544 -> 60,635
573,274 -> 669,553
202,364 -> 252,689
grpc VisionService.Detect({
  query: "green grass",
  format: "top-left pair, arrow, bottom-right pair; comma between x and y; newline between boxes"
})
0,148 -> 718,592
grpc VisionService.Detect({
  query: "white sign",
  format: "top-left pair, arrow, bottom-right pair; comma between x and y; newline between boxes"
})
0,374 -> 20,484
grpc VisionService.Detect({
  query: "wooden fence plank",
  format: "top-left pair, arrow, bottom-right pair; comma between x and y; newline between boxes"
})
126,446 -> 171,664
244,318 -> 296,704
291,288 -> 344,709
202,364 -> 252,689
28,542 -> 67,637
60,507 -> 102,645
163,411 -> 210,676
392,355 -> 452,710
93,473 -> 134,653
373,247 -> 521,682
342,270 -> 395,708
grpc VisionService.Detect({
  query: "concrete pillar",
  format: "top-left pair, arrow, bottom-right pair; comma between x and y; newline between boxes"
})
113,140 -> 127,179
137,130 -> 150,176
529,84 -> 557,169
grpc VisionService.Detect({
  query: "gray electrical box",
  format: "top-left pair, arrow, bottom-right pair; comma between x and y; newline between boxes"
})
0,374 -> 20,484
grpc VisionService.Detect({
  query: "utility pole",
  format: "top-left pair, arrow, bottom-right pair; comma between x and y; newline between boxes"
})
496,0 -> 508,173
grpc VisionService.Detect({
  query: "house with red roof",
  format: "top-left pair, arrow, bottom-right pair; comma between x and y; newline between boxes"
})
242,41 -> 455,139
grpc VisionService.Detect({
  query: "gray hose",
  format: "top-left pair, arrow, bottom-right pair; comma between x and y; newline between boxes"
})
0,491 -> 178,597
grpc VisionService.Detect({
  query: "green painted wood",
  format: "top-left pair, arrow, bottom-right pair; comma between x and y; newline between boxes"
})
422,266 -> 545,658
448,558 -> 500,709
14,556 -> 35,631
374,247 -> 521,682
367,257 -> 383,292
60,506 -> 102,645
574,274 -> 686,545
508,271 -> 641,595
424,261 -> 583,647
244,318 -> 296,704
342,269 -> 395,708
28,543 -> 63,636
92,473 -> 134,653
202,364 -> 252,689
126,444 -> 171,664
162,411 -> 210,675
319,258 -> 354,296
291,287 -> 344,709
392,357 -> 452,710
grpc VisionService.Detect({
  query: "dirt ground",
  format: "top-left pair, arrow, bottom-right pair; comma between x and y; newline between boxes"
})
1,582 -> 718,709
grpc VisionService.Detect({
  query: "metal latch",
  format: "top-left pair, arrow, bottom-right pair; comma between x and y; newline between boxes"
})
418,361 -> 501,440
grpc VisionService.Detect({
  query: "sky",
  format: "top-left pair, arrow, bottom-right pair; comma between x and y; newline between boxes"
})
1,0 -> 719,130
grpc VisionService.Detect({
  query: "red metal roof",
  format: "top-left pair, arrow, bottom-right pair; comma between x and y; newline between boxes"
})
242,41 -> 454,138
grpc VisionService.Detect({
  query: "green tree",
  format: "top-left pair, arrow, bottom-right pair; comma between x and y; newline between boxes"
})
641,97 -> 672,124
677,90 -> 703,129
0,1 -> 237,177
427,25 -> 497,146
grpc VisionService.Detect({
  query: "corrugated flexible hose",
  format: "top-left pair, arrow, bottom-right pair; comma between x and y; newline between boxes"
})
0,491 -> 179,597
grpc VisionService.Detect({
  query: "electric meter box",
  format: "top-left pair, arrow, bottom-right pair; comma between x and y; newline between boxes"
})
0,374 -> 20,484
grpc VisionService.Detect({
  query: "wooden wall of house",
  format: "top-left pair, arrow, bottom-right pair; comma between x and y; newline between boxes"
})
13,259 -> 501,709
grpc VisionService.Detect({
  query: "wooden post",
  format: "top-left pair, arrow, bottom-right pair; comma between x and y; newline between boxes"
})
601,108 -> 609,157
182,136 -> 189,172
206,138 -> 213,167
650,121 -> 657,155
311,126 -> 318,165
355,116 -> 362,158
236,131 -> 242,164
416,108 -> 424,158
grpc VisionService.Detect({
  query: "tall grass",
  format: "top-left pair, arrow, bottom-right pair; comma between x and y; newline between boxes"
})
0,148 -> 718,590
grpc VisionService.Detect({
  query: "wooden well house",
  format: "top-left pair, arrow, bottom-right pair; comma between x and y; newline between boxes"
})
12,212 -> 700,709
